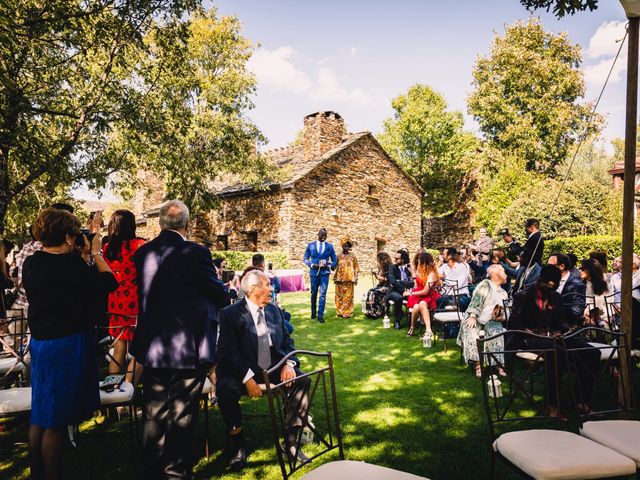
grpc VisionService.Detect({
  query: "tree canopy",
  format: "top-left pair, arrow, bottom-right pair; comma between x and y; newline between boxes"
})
0,0 -> 270,235
468,18 -> 599,176
378,84 -> 478,216
519,0 -> 599,18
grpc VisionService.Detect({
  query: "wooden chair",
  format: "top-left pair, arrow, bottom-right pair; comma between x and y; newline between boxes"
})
477,330 -> 636,479
262,350 -> 430,480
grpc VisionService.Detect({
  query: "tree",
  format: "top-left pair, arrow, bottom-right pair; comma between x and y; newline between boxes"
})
0,1 -> 270,235
378,84 -> 479,216
519,0 -> 599,18
468,18 -> 600,176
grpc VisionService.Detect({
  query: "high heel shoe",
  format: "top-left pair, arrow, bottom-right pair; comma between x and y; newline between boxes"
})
406,328 -> 414,337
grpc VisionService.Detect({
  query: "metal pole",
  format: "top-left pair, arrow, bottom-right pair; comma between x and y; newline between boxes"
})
620,16 -> 639,410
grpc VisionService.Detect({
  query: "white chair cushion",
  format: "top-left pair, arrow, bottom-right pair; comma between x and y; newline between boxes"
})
99,381 -> 134,406
433,312 -> 460,323
493,429 -> 636,479
0,356 -> 27,374
516,351 -> 545,362
586,343 -> 640,360
581,420 -> 640,468
302,460 -> 429,479
0,387 -> 31,414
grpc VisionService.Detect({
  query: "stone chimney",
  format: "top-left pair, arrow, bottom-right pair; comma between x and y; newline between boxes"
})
302,111 -> 346,159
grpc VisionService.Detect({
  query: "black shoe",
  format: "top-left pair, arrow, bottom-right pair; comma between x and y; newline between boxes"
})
280,442 -> 310,465
317,317 -> 325,323
228,431 -> 247,471
311,313 -> 316,320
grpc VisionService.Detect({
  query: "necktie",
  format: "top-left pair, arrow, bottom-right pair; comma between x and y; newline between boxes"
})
256,308 -> 271,370
319,241 -> 324,255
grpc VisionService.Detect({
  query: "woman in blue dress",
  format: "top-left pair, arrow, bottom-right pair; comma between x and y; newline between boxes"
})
23,208 -> 117,479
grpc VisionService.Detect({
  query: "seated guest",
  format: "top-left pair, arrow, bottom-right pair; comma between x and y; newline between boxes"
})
580,258 -> 611,328
404,252 -> 440,339
457,264 -> 508,377
388,249 -> 415,329
589,250 -> 610,282
490,248 -> 517,292
437,247 -> 470,311
509,266 -> 600,416
610,255 -> 622,304
512,251 -> 541,296
252,254 -> 281,303
235,266 -> 259,301
468,227 -> 494,277
23,208 -> 117,480
216,270 -> 310,471
548,253 -> 585,329
373,251 -> 392,287
567,253 -> 580,277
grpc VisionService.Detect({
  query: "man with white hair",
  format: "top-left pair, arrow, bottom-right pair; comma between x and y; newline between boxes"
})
216,269 -> 311,471
132,199 -> 229,479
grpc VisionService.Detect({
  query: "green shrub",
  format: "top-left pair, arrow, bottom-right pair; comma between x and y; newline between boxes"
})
544,235 -> 639,263
210,251 -> 289,271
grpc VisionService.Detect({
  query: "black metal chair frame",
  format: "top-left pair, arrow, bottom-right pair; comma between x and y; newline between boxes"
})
432,285 -> 464,354
477,330 -> 562,478
262,350 -> 344,480
0,310 -> 30,388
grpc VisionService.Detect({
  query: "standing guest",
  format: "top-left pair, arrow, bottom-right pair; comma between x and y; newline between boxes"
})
437,247 -> 471,310
373,251 -> 392,287
457,264 -> 508,377
102,210 -> 146,380
388,250 -> 415,329
469,227 -> 494,277
303,228 -> 337,323
132,200 -> 229,479
580,258 -> 611,328
216,270 -> 311,471
23,208 -> 117,480
333,239 -> 360,318
213,257 -> 240,295
547,253 -> 585,329
405,252 -> 440,339
498,228 -> 522,263
521,218 -> 544,266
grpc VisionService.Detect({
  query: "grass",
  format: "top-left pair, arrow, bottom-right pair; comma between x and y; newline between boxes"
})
1,284 -> 637,479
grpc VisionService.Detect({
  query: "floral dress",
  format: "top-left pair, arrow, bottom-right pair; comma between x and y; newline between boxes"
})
103,238 -> 145,341
334,253 -> 360,317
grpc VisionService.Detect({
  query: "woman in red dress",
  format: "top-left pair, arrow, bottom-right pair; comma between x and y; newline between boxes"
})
405,252 -> 440,339
102,210 -> 145,379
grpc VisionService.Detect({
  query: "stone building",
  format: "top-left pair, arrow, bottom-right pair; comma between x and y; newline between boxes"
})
140,111 -> 423,271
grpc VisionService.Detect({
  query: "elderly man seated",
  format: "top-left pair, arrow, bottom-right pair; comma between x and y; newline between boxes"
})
457,264 -> 509,377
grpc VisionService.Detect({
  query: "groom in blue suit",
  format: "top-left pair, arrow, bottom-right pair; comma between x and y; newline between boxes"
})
303,228 -> 337,323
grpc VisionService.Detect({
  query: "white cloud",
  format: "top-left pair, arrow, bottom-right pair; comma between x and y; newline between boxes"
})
587,21 -> 627,59
582,21 -> 627,86
250,46 -> 378,106
248,46 -> 312,93
349,46 -> 358,56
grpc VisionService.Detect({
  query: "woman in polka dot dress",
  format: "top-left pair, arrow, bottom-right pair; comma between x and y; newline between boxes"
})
102,210 -> 146,378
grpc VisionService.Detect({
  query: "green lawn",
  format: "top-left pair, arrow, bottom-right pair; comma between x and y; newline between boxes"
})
0,287 -> 636,479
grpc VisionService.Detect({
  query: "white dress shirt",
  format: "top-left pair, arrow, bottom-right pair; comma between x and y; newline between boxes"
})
316,240 -> 325,255
242,297 -> 273,384
442,262 -> 469,296
557,271 -> 571,294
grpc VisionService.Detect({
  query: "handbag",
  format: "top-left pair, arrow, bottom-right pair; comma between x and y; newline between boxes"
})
492,304 -> 505,322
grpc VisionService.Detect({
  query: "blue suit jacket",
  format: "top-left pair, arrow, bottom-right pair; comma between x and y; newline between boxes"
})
131,230 -> 229,369
303,241 -> 337,277
216,299 -> 296,382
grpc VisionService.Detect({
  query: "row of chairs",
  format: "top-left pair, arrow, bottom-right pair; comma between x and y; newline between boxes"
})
478,327 -> 640,479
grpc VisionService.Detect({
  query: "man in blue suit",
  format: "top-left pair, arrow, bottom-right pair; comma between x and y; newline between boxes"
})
303,228 -> 337,323
132,200 -> 229,479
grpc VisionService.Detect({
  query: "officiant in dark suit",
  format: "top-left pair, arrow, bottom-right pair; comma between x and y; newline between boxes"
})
216,270 -> 311,471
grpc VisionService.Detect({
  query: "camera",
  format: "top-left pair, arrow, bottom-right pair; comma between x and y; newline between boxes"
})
75,228 -> 96,249
268,262 -> 273,271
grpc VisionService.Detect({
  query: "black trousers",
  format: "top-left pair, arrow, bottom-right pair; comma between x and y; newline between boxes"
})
140,367 -> 206,480
217,368 -> 311,431
387,291 -> 405,325
522,336 -> 601,408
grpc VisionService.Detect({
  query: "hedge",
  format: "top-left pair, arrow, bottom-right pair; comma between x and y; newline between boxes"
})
544,235 -> 640,263
210,251 -> 290,271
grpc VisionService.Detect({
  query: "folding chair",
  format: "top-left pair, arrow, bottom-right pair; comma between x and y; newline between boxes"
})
432,286 -> 464,353
262,350 -> 429,480
0,312 -> 30,388
477,330 -> 635,479
564,327 -> 640,470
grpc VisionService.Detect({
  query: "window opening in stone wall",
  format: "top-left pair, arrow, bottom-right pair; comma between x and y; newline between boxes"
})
368,185 -> 378,196
243,231 -> 258,252
376,239 -> 386,252
215,235 -> 228,251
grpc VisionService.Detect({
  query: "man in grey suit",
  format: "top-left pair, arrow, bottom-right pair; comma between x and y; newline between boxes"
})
132,200 -> 229,479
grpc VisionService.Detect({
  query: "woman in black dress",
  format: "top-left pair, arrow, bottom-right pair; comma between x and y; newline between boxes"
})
23,208 -> 117,479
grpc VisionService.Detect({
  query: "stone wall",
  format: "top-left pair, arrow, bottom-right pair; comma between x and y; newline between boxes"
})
422,208 -> 475,250
288,135 -> 422,272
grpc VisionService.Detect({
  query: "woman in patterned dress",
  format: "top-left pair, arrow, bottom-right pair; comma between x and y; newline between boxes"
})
102,210 -> 145,380
334,239 -> 360,318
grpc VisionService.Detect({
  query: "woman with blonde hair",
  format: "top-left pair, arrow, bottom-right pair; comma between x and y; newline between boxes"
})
405,252 -> 440,339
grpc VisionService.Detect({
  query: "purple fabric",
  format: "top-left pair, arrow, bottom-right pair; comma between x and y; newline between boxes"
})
279,274 -> 307,293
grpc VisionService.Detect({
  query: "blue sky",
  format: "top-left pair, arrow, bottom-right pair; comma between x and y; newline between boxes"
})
211,0 -> 629,150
